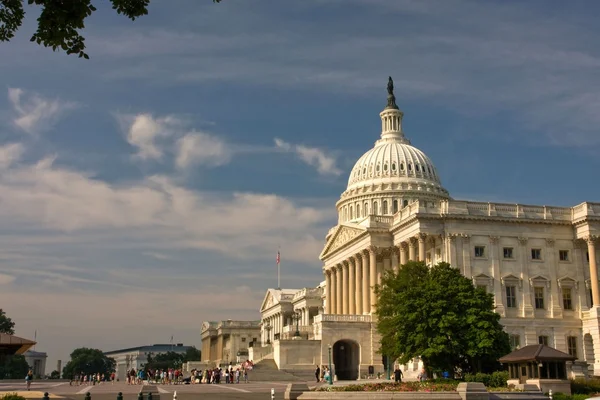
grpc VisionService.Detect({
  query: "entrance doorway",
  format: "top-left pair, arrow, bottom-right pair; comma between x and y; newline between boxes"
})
333,340 -> 360,380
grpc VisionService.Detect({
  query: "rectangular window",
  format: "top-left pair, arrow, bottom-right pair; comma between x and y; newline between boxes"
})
534,287 -> 545,309
538,335 -> 549,346
531,248 -> 542,260
509,334 -> 520,350
241,337 -> 246,342
562,288 -> 573,310
506,286 -> 517,308
474,246 -> 485,258
503,247 -> 514,259
559,250 -> 569,261
568,336 -> 577,358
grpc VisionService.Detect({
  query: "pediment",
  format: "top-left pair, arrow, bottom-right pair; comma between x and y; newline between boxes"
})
502,274 -> 521,282
320,225 -> 366,259
558,276 -> 578,288
260,290 -> 277,312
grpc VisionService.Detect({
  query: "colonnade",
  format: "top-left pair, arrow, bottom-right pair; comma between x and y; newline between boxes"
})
261,312 -> 284,344
324,233 -> 430,315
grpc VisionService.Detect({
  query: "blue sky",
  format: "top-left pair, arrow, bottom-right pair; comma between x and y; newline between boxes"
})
1,0 -> 600,371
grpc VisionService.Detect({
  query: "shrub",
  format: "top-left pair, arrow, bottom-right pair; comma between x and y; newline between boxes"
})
553,393 -> 592,400
1,393 -> 27,400
489,371 -> 509,388
571,378 -> 600,395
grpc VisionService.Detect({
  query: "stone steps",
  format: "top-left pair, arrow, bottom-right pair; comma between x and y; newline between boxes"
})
247,359 -> 305,382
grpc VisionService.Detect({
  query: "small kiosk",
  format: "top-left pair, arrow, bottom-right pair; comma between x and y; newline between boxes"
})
499,344 -> 576,395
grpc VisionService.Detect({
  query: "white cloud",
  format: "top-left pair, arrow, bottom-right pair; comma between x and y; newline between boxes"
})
7,88 -> 76,134
0,273 -> 15,285
175,131 -> 230,169
121,113 -> 178,160
0,143 -> 24,169
274,138 -> 341,176
0,155 -> 331,262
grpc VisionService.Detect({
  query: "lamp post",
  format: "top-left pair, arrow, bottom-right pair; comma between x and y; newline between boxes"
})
293,312 -> 301,337
327,344 -> 333,385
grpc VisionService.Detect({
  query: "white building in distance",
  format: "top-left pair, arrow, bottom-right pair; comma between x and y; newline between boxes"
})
104,343 -> 193,381
251,78 -> 600,381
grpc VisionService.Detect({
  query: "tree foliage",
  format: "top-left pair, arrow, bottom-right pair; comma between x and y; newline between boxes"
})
0,309 -> 15,335
0,0 -> 222,59
144,347 -> 201,371
49,369 -> 60,379
375,261 -> 511,375
62,348 -> 115,379
0,354 -> 29,379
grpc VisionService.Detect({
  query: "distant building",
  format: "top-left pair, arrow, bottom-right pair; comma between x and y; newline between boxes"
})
200,320 -> 260,366
23,350 -> 47,378
104,343 -> 193,381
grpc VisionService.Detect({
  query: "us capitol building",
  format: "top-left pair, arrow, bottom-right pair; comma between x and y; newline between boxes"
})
201,78 -> 600,380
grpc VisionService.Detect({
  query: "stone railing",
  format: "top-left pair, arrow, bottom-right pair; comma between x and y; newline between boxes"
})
390,199 -> 600,226
218,320 -> 261,329
282,325 -> 313,334
314,314 -> 372,323
293,287 -> 323,300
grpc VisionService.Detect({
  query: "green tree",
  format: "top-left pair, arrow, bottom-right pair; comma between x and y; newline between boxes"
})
0,309 -> 15,335
184,347 -> 201,362
375,261 -> 511,376
62,348 -> 115,379
143,351 -> 184,371
49,370 -> 60,379
0,0 -> 222,59
0,354 -> 29,379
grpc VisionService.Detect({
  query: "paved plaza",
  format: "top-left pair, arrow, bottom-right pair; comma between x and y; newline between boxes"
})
0,381 -> 322,400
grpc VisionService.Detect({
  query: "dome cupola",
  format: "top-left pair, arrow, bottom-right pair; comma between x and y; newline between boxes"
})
337,77 -> 449,223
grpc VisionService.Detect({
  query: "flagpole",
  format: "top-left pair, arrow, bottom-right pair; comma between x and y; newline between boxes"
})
277,247 -> 281,290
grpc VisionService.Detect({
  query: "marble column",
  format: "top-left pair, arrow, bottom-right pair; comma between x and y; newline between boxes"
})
331,267 -> 337,314
342,261 -> 349,315
586,236 -> 600,306
490,236 -> 504,316
400,242 -> 408,265
336,264 -> 343,315
418,234 -> 426,262
354,254 -> 363,315
408,239 -> 416,261
349,257 -> 356,314
361,251 -> 370,314
325,269 -> 332,314
369,246 -> 377,312
391,247 -> 399,272
518,237 -> 533,317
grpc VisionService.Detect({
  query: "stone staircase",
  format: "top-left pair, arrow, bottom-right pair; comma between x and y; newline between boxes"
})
247,359 -> 306,382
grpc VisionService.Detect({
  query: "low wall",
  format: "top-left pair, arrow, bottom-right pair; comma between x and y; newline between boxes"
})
275,340 -> 322,370
249,345 -> 272,362
284,382 -> 548,400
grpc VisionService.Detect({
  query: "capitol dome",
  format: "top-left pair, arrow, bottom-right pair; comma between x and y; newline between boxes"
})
337,77 -> 449,223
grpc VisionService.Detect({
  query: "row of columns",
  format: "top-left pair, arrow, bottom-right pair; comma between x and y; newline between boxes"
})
261,312 -> 284,344
324,234 -> 431,315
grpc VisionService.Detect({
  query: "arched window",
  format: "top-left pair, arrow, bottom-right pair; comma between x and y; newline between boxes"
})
391,162 -> 397,172
373,201 -> 378,215
403,199 -> 409,207
393,200 -> 398,214
383,200 -> 388,214
400,163 -> 404,171
356,204 -> 361,218
349,205 -> 353,219
408,164 -> 412,171
364,202 -> 369,217
416,164 -> 420,172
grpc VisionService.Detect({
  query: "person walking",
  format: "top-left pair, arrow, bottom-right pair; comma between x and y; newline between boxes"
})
25,370 -> 33,391
315,365 -> 320,383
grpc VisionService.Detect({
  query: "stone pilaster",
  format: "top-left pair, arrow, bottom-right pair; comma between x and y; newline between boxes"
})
519,237 -> 534,318
546,238 -> 562,318
369,246 -> 378,313
408,238 -> 416,261
391,246 -> 399,272
336,264 -> 343,315
490,236 -> 504,316
418,233 -> 427,262
331,266 -> 337,314
349,258 -> 356,315
462,235 -> 471,278
325,269 -> 332,314
586,236 -> 599,307
400,242 -> 408,266
361,250 -> 370,314
342,260 -> 349,315
354,254 -> 363,315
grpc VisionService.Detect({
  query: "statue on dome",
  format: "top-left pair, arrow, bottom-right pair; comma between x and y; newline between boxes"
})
386,76 -> 398,109
387,76 -> 394,95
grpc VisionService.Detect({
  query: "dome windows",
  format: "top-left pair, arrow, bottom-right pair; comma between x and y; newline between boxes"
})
383,200 -> 388,214
391,162 -> 396,171
408,163 -> 412,171
400,163 -> 404,171
373,201 -> 378,215
416,164 -> 420,172
383,163 -> 388,172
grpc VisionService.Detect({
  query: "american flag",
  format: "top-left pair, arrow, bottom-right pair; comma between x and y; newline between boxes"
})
276,251 -> 280,265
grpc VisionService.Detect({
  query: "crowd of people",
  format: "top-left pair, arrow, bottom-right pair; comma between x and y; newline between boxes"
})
69,372 -> 116,385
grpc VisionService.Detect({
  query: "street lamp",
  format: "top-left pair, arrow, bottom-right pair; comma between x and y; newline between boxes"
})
327,344 -> 333,385
293,311 -> 301,337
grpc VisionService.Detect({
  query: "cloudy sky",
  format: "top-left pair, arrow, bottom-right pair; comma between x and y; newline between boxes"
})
2,0 -> 600,372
